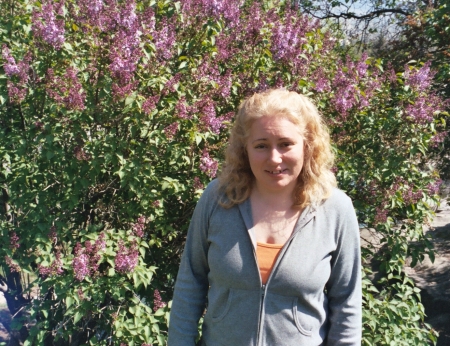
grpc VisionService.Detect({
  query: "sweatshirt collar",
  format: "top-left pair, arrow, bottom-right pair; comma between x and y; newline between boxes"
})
238,198 -> 316,250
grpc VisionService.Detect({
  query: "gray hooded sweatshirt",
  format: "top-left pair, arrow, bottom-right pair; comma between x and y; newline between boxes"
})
168,180 -> 361,346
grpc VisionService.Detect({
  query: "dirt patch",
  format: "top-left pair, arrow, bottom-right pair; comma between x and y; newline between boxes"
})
405,194 -> 450,346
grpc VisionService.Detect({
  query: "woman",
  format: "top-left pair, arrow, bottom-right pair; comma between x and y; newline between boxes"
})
168,89 -> 361,345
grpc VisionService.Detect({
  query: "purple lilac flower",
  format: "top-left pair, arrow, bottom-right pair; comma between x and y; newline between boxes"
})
7,81 -> 28,103
140,7 -> 155,34
153,289 -> 167,311
142,95 -> 160,114
65,68 -> 86,109
254,75 -> 270,93
321,32 -> 337,53
72,252 -> 90,281
163,74 -> 182,95
430,131 -> 448,147
39,252 -> 64,278
274,76 -> 285,89
114,240 -> 139,273
2,46 -> 31,103
10,232 -> 20,250
270,10 -> 317,63
386,63 -> 398,84
405,61 -> 435,92
118,2 -> 137,29
32,0 -> 65,49
153,17 -> 176,61
193,176 -> 204,190
72,233 -> 106,281
5,256 -> 21,273
132,216 -> 146,238
355,53 -> 369,77
164,122 -> 179,140
175,97 -> 190,119
197,99 -> 221,134
271,22 -> 301,61
95,232 -> 106,250
374,206 -> 388,225
427,179 -> 442,195
111,81 -> 138,100
87,0 -> 103,16
196,97 -> 230,134
404,97 -> 435,124
193,59 -> 232,100
242,2 -> 264,42
2,45 -> 21,77
76,0 -> 111,29
312,68 -> 331,93
330,55 -> 377,117
208,0 -> 241,24
180,0 -> 241,25
109,27 -> 142,86
402,188 -> 423,205
200,149 -> 218,178
107,1 -> 142,93
215,32 -> 237,62
218,70 -> 232,98
46,67 -> 86,110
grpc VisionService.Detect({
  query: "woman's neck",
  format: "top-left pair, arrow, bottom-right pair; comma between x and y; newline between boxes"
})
250,185 -> 295,213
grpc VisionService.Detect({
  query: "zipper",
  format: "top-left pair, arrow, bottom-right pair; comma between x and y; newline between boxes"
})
254,243 -> 265,346
254,207 -> 315,346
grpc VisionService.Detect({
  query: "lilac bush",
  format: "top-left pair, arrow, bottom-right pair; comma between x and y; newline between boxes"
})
0,0 -> 447,345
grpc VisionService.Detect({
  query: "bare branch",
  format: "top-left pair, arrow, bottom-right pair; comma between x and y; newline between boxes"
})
299,4 -> 412,21
319,8 -> 412,20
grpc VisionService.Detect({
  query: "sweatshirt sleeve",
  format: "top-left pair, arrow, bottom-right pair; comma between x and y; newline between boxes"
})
325,194 -> 362,346
167,181 -> 217,346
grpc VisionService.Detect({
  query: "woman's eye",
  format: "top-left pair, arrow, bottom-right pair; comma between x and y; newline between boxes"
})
255,144 -> 266,149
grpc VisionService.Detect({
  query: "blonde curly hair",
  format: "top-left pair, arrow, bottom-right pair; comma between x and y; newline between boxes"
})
218,89 -> 336,208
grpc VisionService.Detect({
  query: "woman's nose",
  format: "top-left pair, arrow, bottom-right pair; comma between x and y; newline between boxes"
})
269,148 -> 282,163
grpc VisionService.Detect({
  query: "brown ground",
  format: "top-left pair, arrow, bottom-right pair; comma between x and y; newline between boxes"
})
405,197 -> 450,346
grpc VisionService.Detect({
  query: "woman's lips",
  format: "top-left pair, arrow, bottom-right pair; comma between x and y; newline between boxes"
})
265,169 -> 288,175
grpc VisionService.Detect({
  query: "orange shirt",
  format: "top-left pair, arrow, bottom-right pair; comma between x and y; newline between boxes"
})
256,242 -> 283,284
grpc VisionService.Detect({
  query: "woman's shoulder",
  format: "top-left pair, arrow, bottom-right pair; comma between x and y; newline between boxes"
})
201,179 -> 238,206
196,179 -> 226,209
201,179 -> 221,199
319,187 -> 354,213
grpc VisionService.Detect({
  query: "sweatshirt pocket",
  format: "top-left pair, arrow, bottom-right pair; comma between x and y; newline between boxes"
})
293,298 -> 313,336
262,292 -> 317,345
203,288 -> 260,345
211,289 -> 233,322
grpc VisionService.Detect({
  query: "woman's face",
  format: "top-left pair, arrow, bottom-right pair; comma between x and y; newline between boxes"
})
246,116 -> 304,196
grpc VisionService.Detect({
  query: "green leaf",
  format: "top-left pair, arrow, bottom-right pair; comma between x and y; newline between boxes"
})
125,92 -> 137,106
66,296 -> 74,308
74,311 -> 83,324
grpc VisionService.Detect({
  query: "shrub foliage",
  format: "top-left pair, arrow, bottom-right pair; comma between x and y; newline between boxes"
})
0,0 -> 447,345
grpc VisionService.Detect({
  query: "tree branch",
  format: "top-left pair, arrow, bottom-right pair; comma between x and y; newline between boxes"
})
311,8 -> 411,20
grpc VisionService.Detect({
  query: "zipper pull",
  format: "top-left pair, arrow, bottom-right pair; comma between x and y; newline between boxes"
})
261,284 -> 266,298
